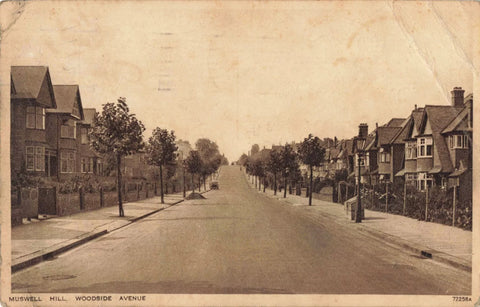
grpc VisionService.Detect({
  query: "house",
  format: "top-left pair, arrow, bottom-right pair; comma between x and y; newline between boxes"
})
46,85 -> 85,180
393,87 -> 472,197
10,66 -> 57,177
77,108 -> 104,175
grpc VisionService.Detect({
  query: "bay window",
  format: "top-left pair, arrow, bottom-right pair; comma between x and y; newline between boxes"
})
417,137 -> 432,157
60,151 -> 76,173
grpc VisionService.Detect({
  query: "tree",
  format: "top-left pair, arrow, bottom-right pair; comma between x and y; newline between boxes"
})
267,149 -> 282,195
90,97 -> 145,216
280,144 -> 299,198
238,153 -> 249,167
196,138 -> 222,190
252,158 -> 266,192
298,134 -> 325,206
185,150 -> 202,193
146,128 -> 178,203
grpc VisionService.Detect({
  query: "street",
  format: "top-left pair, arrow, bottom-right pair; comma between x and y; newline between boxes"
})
12,166 -> 470,294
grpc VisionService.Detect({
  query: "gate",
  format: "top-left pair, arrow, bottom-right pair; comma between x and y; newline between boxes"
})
38,187 -> 57,215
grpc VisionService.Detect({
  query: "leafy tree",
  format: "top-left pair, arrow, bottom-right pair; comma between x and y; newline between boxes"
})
267,149 -> 283,195
185,150 -> 202,193
238,153 -> 249,167
90,97 -> 145,216
252,158 -> 266,192
146,128 -> 178,204
196,138 -> 222,190
298,134 -> 325,206
280,144 -> 299,198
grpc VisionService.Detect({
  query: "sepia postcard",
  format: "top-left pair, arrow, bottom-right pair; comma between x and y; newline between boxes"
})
0,0 -> 479,306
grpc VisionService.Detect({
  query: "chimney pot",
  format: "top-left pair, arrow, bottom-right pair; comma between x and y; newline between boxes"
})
451,87 -> 465,108
358,123 -> 368,138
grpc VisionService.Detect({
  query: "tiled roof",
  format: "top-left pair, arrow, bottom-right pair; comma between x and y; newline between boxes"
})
442,105 -> 471,133
385,118 -> 406,127
423,105 -> 463,173
49,85 -> 78,113
377,127 -> 401,146
11,66 -> 47,99
11,66 -> 56,108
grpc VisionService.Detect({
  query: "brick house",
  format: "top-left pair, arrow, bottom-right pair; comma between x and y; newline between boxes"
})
77,108 -> 104,175
393,87 -> 472,198
10,66 -> 57,177
46,85 -> 85,180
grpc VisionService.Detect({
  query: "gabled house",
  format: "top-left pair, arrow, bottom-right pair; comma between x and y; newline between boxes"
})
10,66 -> 57,177
393,87 -> 471,193
77,108 -> 104,175
46,85 -> 85,179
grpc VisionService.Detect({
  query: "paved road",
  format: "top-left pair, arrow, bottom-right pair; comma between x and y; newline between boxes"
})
12,166 -> 470,294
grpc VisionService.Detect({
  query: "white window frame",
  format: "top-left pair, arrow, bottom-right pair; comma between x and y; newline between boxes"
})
61,124 -> 76,139
417,137 -> 433,158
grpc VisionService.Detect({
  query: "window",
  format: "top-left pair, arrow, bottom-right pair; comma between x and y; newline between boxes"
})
417,137 -> 433,158
61,124 -> 76,139
60,151 -> 76,173
26,106 -> 45,129
406,173 -> 418,182
25,146 -> 45,171
380,148 -> 390,163
81,128 -> 89,144
416,172 -> 433,191
451,134 -> 469,149
405,142 -> 417,159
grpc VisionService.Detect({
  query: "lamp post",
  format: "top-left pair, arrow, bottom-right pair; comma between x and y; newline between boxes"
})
354,136 -> 365,223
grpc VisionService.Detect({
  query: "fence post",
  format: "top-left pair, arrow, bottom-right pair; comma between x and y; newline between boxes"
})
403,181 -> 407,215
146,183 -> 149,198
425,185 -> 429,221
136,183 -> 140,199
100,187 -> 104,207
452,185 -> 457,227
79,186 -> 84,210
385,182 -> 389,213
154,181 -> 157,196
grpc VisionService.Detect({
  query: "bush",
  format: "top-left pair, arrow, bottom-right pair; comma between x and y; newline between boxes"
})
58,175 -> 104,194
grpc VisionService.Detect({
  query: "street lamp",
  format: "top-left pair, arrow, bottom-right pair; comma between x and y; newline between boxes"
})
354,135 -> 365,223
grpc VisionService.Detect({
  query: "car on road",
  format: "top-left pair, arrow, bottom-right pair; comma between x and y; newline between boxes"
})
210,181 -> 219,189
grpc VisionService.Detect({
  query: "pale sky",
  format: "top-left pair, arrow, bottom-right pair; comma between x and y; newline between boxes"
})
1,1 -> 478,162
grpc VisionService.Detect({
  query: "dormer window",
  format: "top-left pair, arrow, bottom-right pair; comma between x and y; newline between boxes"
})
417,137 -> 432,157
26,106 -> 45,129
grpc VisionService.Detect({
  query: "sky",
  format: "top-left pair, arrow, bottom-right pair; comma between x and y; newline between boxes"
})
1,1 -> 478,162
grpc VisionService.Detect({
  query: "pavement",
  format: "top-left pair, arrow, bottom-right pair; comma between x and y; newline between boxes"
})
245,173 -> 472,272
11,165 -> 470,294
11,191 -> 204,273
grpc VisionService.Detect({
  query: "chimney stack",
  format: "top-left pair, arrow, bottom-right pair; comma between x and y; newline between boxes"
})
451,87 -> 465,108
358,123 -> 368,138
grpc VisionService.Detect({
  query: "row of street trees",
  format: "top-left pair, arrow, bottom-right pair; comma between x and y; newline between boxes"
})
89,98 -> 226,217
240,134 -> 325,206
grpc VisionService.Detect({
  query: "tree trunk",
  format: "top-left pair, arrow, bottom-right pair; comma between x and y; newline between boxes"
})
159,165 -> 164,204
198,176 -> 201,192
192,174 -> 195,193
274,173 -> 277,195
183,168 -> 186,198
283,175 -> 287,198
203,175 -> 206,191
309,165 -> 313,206
116,154 -> 124,217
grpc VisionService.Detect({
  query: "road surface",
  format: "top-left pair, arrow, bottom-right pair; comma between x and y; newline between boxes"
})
12,166 -> 470,294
